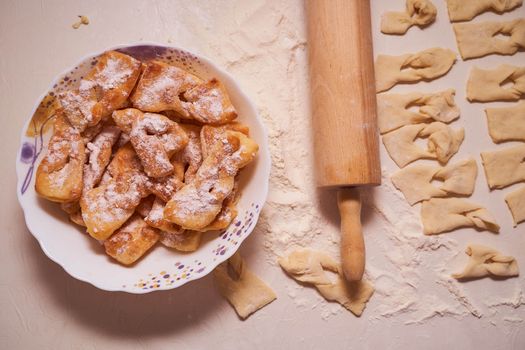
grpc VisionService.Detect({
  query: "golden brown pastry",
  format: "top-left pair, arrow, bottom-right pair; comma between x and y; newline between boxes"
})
104,215 -> 160,265
59,51 -> 142,131
35,111 -> 85,202
129,112 -> 189,178
80,144 -> 150,240
131,61 -> 237,124
164,130 -> 258,230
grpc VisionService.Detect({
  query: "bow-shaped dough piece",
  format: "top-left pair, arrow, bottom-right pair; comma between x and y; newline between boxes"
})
467,65 -> 525,102
446,0 -> 523,22
454,19 -> 525,60
278,249 -> 374,317
486,101 -> 525,143
391,158 -> 477,205
130,112 -> 189,178
452,244 -> 519,280
35,111 -> 85,203
505,186 -> 525,227
377,89 -> 459,134
213,252 -> 276,320
481,144 -> 525,189
421,198 -> 500,235
375,48 -> 457,93
382,122 -> 464,168
381,0 -> 437,35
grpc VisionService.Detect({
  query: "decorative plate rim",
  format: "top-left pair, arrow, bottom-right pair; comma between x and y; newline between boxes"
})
15,42 -> 271,293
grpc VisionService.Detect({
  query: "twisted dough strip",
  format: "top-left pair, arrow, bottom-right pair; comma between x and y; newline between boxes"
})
35,111 -> 85,203
452,245 -> 519,280
377,89 -> 459,134
59,51 -> 142,132
164,129 -> 258,230
467,65 -> 525,102
382,122 -> 464,168
391,158 -> 478,205
375,48 -> 457,93
446,0 -> 522,22
381,0 -> 436,35
279,249 -> 374,317
454,19 -> 525,60
421,198 -> 500,235
130,111 -> 189,178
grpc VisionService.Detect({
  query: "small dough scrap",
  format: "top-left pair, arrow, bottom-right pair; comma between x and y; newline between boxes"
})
486,101 -> 525,143
375,48 -> 457,93
505,186 -> 525,226
382,122 -> 464,168
481,144 -> 525,189
278,249 -> 374,317
377,89 -> 459,134
391,158 -> 477,205
467,65 -> 525,102
446,0 -> 523,22
454,19 -> 525,60
452,244 -> 519,280
381,0 -> 437,35
421,198 -> 500,235
213,252 -> 276,320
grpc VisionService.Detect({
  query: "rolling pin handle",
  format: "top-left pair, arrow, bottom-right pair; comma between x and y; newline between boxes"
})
337,187 -> 365,281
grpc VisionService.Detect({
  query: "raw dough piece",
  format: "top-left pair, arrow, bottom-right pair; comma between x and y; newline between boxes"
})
213,252 -> 276,320
467,65 -> 525,102
377,89 -> 459,134
453,19 -> 525,60
446,0 -> 523,22
375,48 -> 457,93
381,0 -> 437,35
486,101 -> 525,143
382,122 -> 464,167
421,198 -> 500,235
481,144 -> 525,189
391,158 -> 477,205
278,249 -> 374,317
452,244 -> 519,280
505,186 -> 525,226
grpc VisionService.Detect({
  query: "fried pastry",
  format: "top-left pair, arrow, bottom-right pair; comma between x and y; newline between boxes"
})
131,61 -> 237,124
83,125 -> 121,190
131,60 -> 202,116
80,144 -> 150,240
59,51 -> 142,131
176,124 -> 203,184
159,230 -> 203,252
35,111 -> 85,202
130,111 -> 189,178
164,130 -> 258,230
104,215 -> 160,265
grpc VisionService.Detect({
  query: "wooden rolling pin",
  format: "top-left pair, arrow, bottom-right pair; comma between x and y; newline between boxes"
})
306,0 -> 381,281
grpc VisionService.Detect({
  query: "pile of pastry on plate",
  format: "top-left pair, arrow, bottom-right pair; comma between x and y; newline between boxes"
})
35,50 -> 258,265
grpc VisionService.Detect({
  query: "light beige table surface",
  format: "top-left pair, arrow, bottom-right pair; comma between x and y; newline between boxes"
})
2,1 -> 524,349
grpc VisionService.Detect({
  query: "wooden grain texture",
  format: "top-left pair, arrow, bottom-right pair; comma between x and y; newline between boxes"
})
306,0 -> 381,187
337,187 -> 365,281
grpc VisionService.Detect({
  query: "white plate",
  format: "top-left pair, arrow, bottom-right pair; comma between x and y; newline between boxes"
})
16,43 -> 271,293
